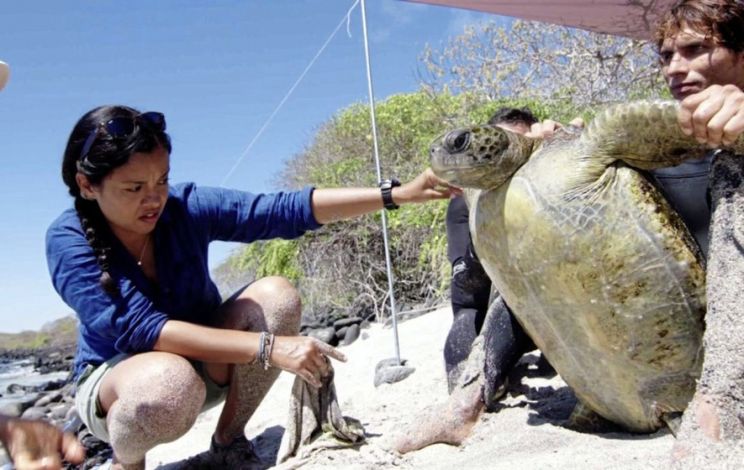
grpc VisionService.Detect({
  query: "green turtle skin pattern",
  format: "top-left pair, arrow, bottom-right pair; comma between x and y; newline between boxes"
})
431,101 -> 744,432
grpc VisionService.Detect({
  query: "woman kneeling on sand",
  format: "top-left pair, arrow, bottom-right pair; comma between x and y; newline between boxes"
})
46,105 -> 459,469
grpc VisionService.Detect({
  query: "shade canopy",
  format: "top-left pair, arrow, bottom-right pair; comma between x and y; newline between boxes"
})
405,0 -> 677,40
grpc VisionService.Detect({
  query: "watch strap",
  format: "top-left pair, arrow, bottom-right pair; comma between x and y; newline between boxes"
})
379,178 -> 401,210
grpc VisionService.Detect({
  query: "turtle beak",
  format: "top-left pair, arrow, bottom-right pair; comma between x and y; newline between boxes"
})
429,143 -> 448,177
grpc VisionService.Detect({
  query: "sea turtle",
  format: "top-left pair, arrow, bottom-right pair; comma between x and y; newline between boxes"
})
425,100 -> 744,433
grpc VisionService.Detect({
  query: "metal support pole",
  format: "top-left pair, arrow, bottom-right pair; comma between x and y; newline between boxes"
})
360,0 -> 401,364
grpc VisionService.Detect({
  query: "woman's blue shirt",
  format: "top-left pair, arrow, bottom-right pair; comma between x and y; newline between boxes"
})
46,183 -> 320,378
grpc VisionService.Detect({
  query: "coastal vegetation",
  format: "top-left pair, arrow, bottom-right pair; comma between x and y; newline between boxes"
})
0,316 -> 77,351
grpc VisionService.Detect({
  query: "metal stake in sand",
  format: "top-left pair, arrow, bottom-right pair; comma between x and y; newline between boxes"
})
359,0 -> 415,386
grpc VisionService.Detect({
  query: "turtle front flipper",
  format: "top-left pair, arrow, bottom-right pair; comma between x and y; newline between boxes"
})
390,378 -> 483,454
390,335 -> 487,454
580,100 -> 744,171
391,295 -> 527,454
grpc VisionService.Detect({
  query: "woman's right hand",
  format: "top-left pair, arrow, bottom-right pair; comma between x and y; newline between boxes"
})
269,336 -> 347,388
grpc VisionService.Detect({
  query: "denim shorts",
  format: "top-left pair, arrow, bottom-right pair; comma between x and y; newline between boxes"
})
75,354 -> 229,443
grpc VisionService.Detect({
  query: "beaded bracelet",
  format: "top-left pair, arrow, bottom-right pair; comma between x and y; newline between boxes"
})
257,331 -> 275,370
257,331 -> 267,366
263,333 -> 275,370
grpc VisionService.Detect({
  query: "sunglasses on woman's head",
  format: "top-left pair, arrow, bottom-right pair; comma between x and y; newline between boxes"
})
79,111 -> 166,161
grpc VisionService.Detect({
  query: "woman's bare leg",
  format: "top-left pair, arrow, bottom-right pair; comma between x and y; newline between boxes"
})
98,352 -> 207,469
207,276 -> 302,444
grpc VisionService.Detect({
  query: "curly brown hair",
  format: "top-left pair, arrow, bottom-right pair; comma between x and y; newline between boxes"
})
655,0 -> 744,52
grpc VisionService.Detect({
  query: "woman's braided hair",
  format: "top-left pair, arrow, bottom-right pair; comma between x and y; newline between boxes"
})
61,105 -> 172,296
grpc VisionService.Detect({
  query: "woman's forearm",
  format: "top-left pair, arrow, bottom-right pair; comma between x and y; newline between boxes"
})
153,320 -> 259,364
311,187 -> 389,224
310,168 -> 461,224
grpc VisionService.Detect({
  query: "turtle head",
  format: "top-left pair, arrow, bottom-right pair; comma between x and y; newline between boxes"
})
430,125 -> 532,190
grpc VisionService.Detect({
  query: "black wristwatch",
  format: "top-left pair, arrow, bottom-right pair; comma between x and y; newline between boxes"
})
379,178 -> 401,210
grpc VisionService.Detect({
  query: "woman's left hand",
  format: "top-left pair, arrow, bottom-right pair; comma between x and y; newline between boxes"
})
394,168 -> 462,204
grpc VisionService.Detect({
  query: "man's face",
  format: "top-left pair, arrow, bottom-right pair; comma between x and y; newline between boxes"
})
659,26 -> 744,100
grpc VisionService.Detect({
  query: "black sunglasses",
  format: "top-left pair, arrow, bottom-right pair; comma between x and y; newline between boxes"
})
79,111 -> 166,161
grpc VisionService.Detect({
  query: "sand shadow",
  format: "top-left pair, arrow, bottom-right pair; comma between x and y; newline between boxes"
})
152,425 -> 284,470
490,353 -> 673,443
487,353 -> 576,424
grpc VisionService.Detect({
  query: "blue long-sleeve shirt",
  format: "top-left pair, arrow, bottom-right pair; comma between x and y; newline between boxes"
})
46,183 -> 321,378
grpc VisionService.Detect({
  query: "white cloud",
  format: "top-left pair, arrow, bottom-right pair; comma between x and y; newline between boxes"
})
372,0 -> 429,43
364,1 -> 510,45
381,0 -> 426,26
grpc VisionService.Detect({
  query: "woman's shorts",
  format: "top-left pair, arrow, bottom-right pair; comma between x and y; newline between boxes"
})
74,354 -> 229,443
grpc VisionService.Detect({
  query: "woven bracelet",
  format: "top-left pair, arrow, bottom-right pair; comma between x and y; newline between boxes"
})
257,331 -> 267,366
263,333 -> 275,370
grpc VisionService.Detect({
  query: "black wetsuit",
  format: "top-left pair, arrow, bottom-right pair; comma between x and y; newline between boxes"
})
444,195 -> 490,388
651,154 -> 713,258
443,153 -> 713,405
445,195 -> 535,400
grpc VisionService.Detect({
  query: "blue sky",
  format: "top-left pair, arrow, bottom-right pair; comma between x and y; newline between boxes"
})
0,0 -> 494,333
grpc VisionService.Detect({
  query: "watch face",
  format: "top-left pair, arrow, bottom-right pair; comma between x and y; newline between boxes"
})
380,179 -> 398,209
379,179 -> 399,190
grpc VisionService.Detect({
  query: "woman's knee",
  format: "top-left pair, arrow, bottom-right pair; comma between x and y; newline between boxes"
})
105,355 -> 206,463
109,353 -> 206,427
246,276 -> 302,332
217,276 -> 302,334
249,276 -> 299,303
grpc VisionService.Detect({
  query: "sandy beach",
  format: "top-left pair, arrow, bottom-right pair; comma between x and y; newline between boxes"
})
146,306 -> 675,469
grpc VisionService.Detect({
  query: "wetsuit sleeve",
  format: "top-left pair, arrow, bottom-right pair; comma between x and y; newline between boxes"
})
446,196 -> 472,265
177,183 -> 322,243
46,220 -> 168,356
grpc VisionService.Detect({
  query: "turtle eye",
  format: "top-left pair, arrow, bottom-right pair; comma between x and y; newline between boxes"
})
444,130 -> 470,153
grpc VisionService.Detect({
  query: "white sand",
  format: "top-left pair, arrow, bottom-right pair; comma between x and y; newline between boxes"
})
146,307 -> 675,469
